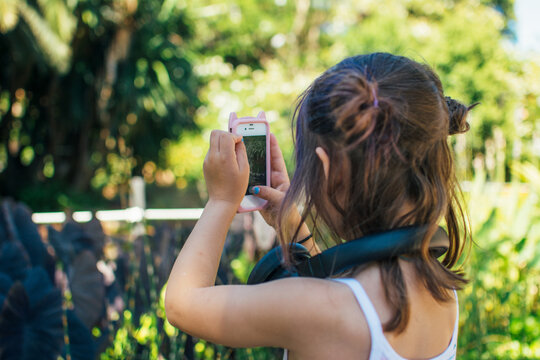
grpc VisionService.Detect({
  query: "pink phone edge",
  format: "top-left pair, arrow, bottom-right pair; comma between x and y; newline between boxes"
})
229,112 -> 271,213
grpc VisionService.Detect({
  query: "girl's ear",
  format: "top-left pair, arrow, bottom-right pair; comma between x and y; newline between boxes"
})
315,147 -> 330,180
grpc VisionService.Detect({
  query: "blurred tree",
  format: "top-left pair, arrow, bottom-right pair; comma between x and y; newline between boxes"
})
0,0 -> 199,210
169,0 -> 531,192
1,0 -> 537,210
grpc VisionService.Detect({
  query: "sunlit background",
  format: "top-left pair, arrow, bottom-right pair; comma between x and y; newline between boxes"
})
0,0 -> 539,359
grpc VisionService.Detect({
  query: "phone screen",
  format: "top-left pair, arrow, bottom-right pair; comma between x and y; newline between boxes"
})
243,135 -> 267,195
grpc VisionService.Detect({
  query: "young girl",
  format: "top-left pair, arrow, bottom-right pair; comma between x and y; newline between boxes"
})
165,52 -> 473,359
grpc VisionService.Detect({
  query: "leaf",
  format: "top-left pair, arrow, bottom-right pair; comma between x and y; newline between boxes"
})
22,288 -> 63,360
527,237 -> 540,271
513,162 -> 540,195
13,203 -> 47,268
48,221 -> 100,270
517,223 -> 540,266
23,267 -> 54,308
509,192 -> 537,241
1,200 -> 22,243
70,250 -> 105,329
0,242 -> 30,282
60,222 -> 95,256
0,269 -> 63,360
0,283 -> 29,359
36,0 -> 77,43
473,208 -> 497,246
48,225 -> 75,268
152,60 -> 172,93
64,310 -> 96,360
16,1 -> 72,73
80,218 -> 105,259
0,0 -> 19,33
0,272 -> 13,304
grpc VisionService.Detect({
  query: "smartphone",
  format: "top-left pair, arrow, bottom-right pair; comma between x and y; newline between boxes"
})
229,111 -> 271,213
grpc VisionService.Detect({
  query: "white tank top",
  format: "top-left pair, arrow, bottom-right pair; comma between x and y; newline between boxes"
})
283,278 -> 458,360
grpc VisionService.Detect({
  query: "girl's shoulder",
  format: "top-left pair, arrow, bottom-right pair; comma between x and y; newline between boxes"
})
279,276 -> 372,359
344,261 -> 458,359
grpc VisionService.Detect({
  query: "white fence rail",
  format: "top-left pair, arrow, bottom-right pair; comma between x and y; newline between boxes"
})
32,207 -> 205,224
31,176 -> 205,224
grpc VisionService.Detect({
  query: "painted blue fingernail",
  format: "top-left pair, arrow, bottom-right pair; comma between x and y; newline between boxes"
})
241,138 -> 244,142
252,186 -> 260,195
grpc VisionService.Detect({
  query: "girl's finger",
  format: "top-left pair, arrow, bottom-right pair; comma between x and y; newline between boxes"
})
219,132 -> 245,172
271,171 -> 289,189
217,131 -> 236,157
235,139 -> 249,174
270,133 -> 288,175
209,130 -> 220,158
232,133 -> 243,143
250,185 -> 284,204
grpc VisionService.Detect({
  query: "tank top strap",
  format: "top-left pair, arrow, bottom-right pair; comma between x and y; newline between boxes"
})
447,290 -> 459,349
333,278 -> 386,341
334,278 -> 459,360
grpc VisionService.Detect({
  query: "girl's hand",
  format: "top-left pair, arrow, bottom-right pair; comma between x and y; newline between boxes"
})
203,130 -> 249,207
253,134 -> 315,250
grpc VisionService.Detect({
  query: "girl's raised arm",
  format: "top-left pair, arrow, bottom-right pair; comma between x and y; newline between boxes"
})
164,130 -> 360,350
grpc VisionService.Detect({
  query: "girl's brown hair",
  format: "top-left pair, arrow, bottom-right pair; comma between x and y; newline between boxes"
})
278,53 -> 475,333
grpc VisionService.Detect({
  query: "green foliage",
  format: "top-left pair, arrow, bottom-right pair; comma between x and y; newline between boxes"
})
2,0 -> 537,209
458,165 -> 540,358
0,0 -> 199,209
170,0 -> 536,193
94,224 -> 281,360
230,251 -> 256,283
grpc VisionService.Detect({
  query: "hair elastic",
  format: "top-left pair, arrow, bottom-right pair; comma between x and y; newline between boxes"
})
371,86 -> 379,108
298,233 -> 313,244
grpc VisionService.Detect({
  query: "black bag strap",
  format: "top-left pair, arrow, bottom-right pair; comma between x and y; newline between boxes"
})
247,225 -> 449,284
295,225 -> 448,278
